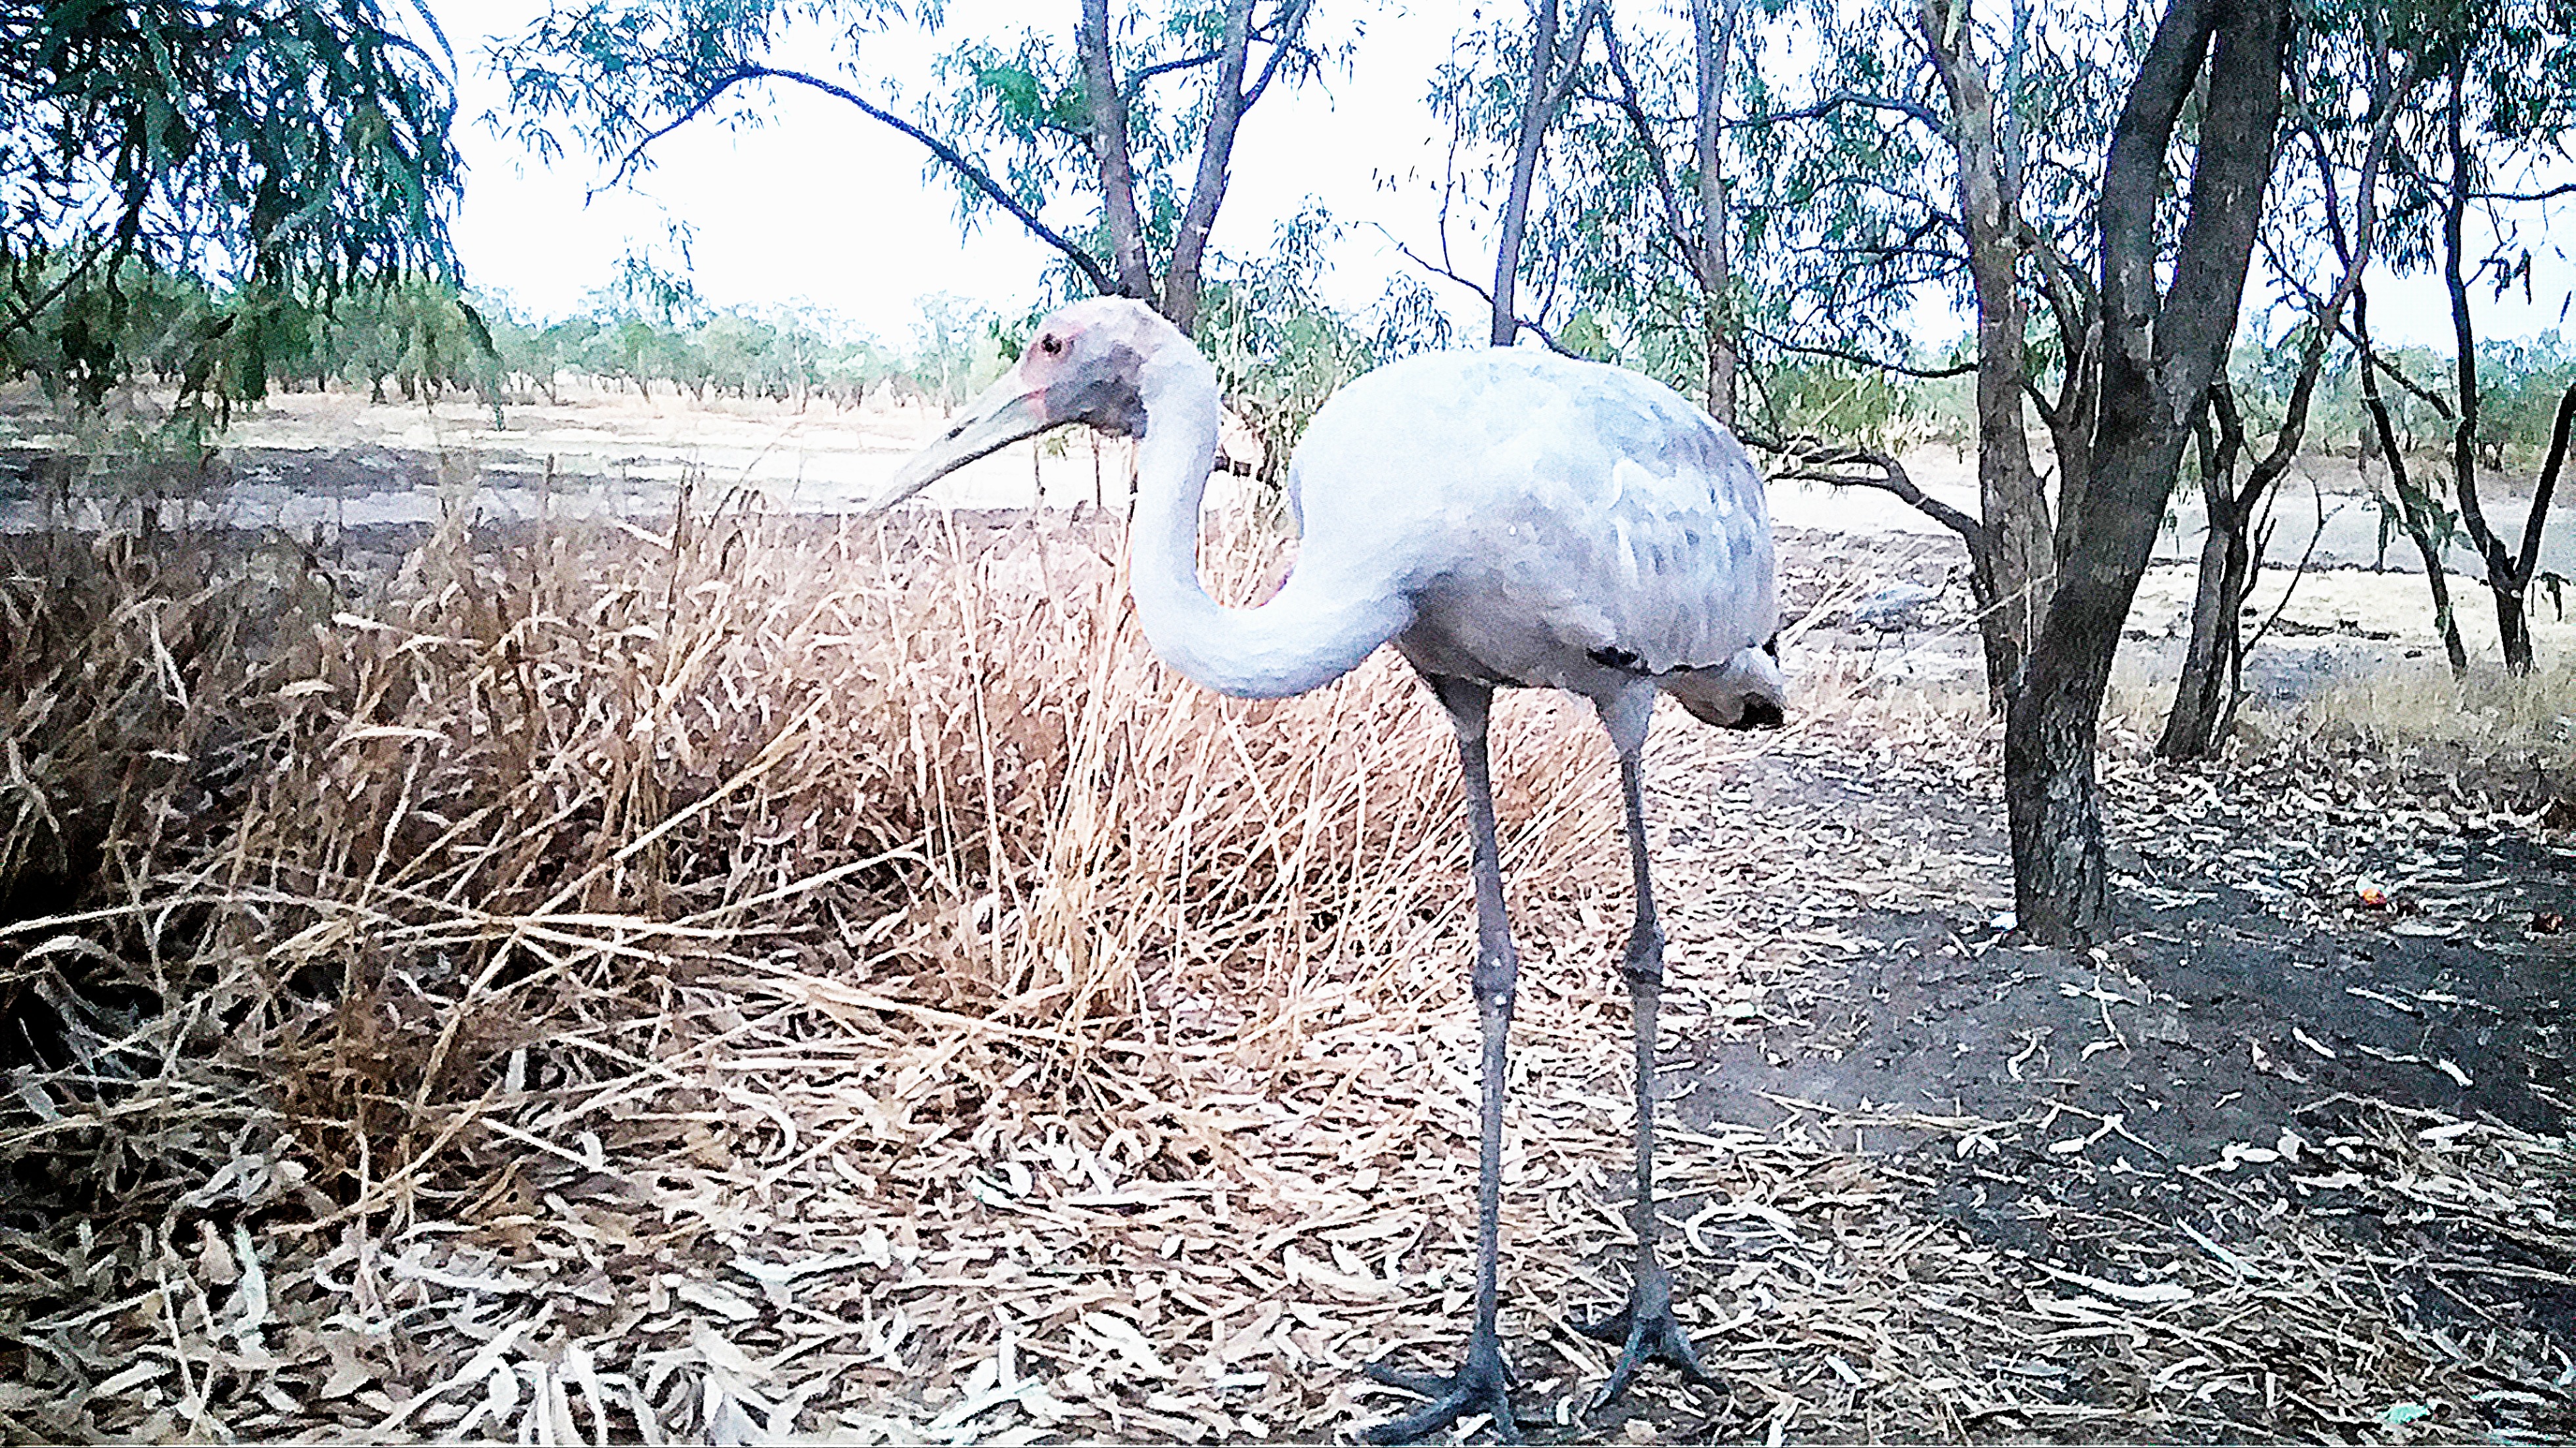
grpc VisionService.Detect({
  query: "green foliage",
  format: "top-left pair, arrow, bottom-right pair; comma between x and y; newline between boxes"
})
0,1 -> 465,413
2225,330 -> 2576,468
1193,208 -> 1452,484
906,294 -> 1005,406
2472,336 -> 2576,466
294,281 -> 497,407
2352,0 -> 2576,281
1758,357 -> 1967,453
461,290 -> 992,411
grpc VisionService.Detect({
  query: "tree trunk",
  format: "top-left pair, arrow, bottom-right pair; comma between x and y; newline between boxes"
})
2163,367 -> 2330,761
1922,0 -> 2054,698
1691,0 -> 1737,422
1079,0 -> 1157,304
2005,0 -> 2286,944
2497,595 -> 2534,672
2159,484 -> 2252,759
2438,53 -> 2535,675
1492,0 -> 1565,347
2505,383 -> 2576,669
1162,0 -> 1260,336
2009,440 -> 2202,939
2354,289 -> 2472,673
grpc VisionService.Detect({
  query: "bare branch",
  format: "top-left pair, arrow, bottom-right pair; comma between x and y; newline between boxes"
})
2516,382 -> 2576,588
1387,235 -> 1575,355
1743,324 -> 1977,378
1748,434 -> 1992,552
713,64 -> 1117,298
1124,51 -> 1221,90
2236,473 -> 2331,667
2335,325 -> 2456,418
2475,180 -> 2576,202
1741,90 -> 1943,130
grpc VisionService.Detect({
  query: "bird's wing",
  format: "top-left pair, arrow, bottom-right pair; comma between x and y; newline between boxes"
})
1288,351 -> 1777,678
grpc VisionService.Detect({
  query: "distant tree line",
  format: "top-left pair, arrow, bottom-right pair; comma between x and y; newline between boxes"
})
1,1 -> 463,430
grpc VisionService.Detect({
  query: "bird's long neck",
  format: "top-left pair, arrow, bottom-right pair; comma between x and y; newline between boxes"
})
1128,344 -> 1409,700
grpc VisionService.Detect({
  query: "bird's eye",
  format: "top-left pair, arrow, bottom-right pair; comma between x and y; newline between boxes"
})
1040,334 -> 1063,355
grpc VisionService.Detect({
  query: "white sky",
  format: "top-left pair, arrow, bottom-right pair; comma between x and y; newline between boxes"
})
429,1 -> 2572,353
434,1 -> 1475,341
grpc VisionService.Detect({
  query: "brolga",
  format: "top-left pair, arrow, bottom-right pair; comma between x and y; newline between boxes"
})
869,297 -> 1782,1441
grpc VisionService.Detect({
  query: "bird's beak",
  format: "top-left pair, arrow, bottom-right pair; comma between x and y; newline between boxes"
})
861,373 -> 1054,515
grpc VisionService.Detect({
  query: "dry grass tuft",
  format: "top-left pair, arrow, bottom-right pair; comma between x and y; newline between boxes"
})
5,491 -> 1619,1212
2254,657 -> 2576,800
2105,648 -> 2576,822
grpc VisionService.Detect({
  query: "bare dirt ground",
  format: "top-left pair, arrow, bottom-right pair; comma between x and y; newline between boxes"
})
0,386 -> 2570,1445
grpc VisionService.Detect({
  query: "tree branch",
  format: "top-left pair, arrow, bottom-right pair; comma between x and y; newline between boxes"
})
1743,324 -> 1977,378
1162,0 -> 1260,329
1241,0 -> 1318,110
1751,434 -> 1994,558
702,63 -> 1117,298
1079,0 -> 1157,300
2475,180 -> 2576,202
2516,382 -> 2576,589
2334,325 -> 2456,419
1742,90 -> 1942,130
1597,10 -> 1706,279
1124,51 -> 1220,90
2018,219 -> 2094,359
0,240 -> 102,344
2242,43 -> 2418,497
2440,51 -> 2512,577
1389,236 -> 1575,356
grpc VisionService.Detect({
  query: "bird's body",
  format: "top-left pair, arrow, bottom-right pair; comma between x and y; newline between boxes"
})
876,298 -> 1783,1443
1285,348 -> 1778,711
1851,579 -> 1941,632
1105,317 -> 1783,735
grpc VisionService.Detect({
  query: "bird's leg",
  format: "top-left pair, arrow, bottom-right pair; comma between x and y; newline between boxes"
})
1575,743 -> 1720,1408
1365,677 -> 1521,1445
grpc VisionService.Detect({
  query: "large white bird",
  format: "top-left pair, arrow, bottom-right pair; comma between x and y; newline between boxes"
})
871,297 -> 1782,1442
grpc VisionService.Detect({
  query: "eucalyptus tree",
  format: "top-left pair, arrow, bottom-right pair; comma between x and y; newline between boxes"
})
0,1 -> 465,412
1421,0 -> 1803,428
1580,0 -> 1750,420
494,0 -> 1323,338
1997,0 -> 2289,939
1408,0 -> 1612,350
2359,0 -> 2576,675
2155,0 -> 2421,758
2355,288 -> 2479,670
1761,0 -> 2288,939
1748,0 -> 2138,706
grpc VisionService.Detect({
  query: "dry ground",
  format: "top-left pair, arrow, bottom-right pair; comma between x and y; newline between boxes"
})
0,392 -> 2571,1445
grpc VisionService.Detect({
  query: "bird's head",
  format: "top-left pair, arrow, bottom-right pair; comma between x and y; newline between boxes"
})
863,296 -> 1172,514
1670,638 -> 1787,731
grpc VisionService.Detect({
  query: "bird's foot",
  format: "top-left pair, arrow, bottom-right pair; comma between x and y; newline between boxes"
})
1361,1328 -> 1520,1444
1573,1265 -> 1718,1409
